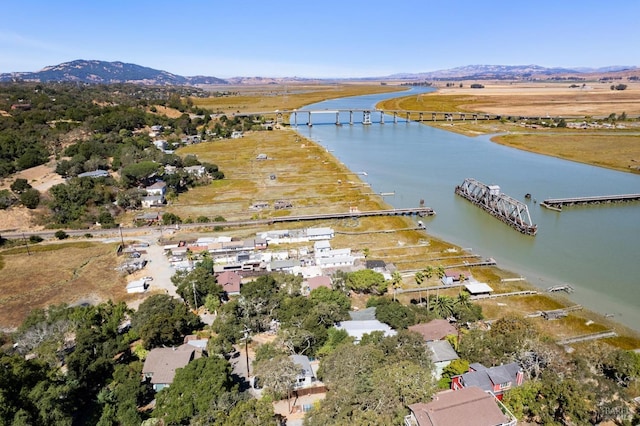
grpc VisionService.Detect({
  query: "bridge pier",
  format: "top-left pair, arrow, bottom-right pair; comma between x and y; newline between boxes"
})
380,111 -> 384,124
293,112 -> 297,127
349,111 -> 354,125
393,112 -> 398,123
335,112 -> 340,126
432,112 -> 437,121
460,113 -> 466,121
418,112 -> 424,122
307,111 -> 312,127
406,112 -> 410,122
276,112 -> 283,125
363,110 -> 372,125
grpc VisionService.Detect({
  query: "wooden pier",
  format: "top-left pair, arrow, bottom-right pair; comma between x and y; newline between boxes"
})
541,193 -> 640,211
547,284 -> 574,294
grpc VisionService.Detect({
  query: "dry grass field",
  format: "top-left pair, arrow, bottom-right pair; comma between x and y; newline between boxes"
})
192,84 -> 404,114
0,242 -> 131,329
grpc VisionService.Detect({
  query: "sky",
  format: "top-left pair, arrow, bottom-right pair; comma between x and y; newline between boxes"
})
1,0 -> 639,78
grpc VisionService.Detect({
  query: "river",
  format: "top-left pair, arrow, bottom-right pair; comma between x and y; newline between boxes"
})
293,88 -> 640,331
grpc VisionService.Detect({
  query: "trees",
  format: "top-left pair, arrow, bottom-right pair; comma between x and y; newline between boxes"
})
20,188 -> 40,209
171,262 -> 223,310
131,294 -> 202,349
345,269 -> 388,294
152,356 -> 236,424
253,355 -> 299,401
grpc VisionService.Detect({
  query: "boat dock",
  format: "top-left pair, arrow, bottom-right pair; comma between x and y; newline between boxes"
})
547,284 -> 574,293
455,178 -> 537,235
541,193 -> 640,211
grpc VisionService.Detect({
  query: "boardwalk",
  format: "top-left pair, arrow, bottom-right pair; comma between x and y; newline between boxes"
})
557,331 -> 617,345
541,193 -> 640,210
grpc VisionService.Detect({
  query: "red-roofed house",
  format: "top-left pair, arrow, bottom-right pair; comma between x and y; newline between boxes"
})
405,386 -> 517,426
408,319 -> 457,342
307,275 -> 332,293
217,270 -> 242,296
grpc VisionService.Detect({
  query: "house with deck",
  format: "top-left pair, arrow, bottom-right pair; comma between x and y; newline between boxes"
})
451,362 -> 524,400
142,344 -> 202,391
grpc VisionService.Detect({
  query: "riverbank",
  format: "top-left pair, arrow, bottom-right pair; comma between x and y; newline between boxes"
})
172,127 -> 640,349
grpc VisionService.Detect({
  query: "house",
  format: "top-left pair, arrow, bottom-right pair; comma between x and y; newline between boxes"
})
427,340 -> 459,379
365,259 -> 387,272
141,195 -> 164,208
306,227 -> 334,240
153,140 -> 168,151
142,345 -> 200,391
451,362 -> 524,400
185,165 -> 206,177
405,386 -> 517,426
217,270 -> 242,296
335,319 -> 396,343
307,275 -> 332,292
313,240 -> 331,255
268,259 -> 300,273
441,269 -> 466,285
290,354 -> 317,389
145,181 -> 167,197
409,319 -> 457,342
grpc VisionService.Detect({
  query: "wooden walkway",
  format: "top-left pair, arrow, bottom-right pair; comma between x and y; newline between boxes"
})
541,193 -> 640,210
557,331 -> 617,345
470,290 -> 538,300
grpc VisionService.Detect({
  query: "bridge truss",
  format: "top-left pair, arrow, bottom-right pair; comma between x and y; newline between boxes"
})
455,178 -> 537,236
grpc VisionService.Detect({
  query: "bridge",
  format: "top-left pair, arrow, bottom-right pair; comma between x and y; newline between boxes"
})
541,193 -> 640,211
455,178 -> 537,236
233,109 -> 580,126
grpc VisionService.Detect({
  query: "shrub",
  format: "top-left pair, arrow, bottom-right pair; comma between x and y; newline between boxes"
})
54,230 -> 69,240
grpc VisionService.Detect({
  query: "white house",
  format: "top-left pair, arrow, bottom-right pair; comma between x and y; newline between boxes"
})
126,279 -> 148,294
184,165 -> 206,177
306,227 -> 334,240
290,354 -> 317,389
335,320 -> 396,343
313,240 -> 331,254
145,181 -> 167,197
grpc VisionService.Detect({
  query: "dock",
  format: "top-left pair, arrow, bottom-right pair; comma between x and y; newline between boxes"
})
557,331 -> 617,345
455,178 -> 537,235
541,193 -> 640,211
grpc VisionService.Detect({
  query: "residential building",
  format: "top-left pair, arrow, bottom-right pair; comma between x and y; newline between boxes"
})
142,345 -> 200,391
335,319 -> 396,343
217,270 -> 242,296
427,340 -> 459,379
306,227 -> 334,240
77,169 -> 110,178
306,275 -> 332,292
451,362 -> 524,400
409,319 -> 457,342
145,181 -> 167,197
405,386 -> 517,426
290,354 -> 317,389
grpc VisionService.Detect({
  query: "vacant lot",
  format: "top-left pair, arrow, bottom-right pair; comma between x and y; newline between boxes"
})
0,242 -> 130,329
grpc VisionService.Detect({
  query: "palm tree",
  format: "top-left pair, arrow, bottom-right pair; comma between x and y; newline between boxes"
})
414,271 -> 425,305
431,296 -> 455,319
435,265 -> 446,299
422,266 -> 433,306
391,271 -> 403,301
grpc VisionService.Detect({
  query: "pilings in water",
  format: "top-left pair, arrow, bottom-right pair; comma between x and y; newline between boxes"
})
454,178 -> 537,236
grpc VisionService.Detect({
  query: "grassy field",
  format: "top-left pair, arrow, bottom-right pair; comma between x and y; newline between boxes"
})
192,84 -> 405,115
0,242 -> 131,329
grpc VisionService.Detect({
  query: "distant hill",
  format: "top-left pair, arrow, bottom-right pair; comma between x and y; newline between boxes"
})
1,60 -> 638,84
0,59 -> 228,85
386,64 -> 639,81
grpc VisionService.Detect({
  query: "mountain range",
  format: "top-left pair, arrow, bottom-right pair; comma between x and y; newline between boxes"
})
0,60 -> 637,85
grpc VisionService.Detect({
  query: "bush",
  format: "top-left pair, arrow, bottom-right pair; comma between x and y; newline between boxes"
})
54,230 -> 69,240
20,188 -> 40,209
29,235 -> 43,243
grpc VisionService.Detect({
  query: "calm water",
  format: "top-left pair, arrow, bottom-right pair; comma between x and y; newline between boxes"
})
294,88 -> 640,331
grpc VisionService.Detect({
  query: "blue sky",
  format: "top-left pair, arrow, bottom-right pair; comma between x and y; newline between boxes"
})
1,0 -> 638,78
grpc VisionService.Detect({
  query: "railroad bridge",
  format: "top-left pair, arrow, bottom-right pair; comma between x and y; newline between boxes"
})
233,109 -> 578,126
455,178 -> 537,236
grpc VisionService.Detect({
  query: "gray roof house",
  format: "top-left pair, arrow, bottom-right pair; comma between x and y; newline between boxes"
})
335,319 -> 396,343
451,362 -> 524,400
427,340 -> 459,379
142,344 -> 201,391
290,354 -> 317,389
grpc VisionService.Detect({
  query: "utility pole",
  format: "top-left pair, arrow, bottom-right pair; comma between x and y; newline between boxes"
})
242,327 -> 251,377
22,233 -> 31,256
